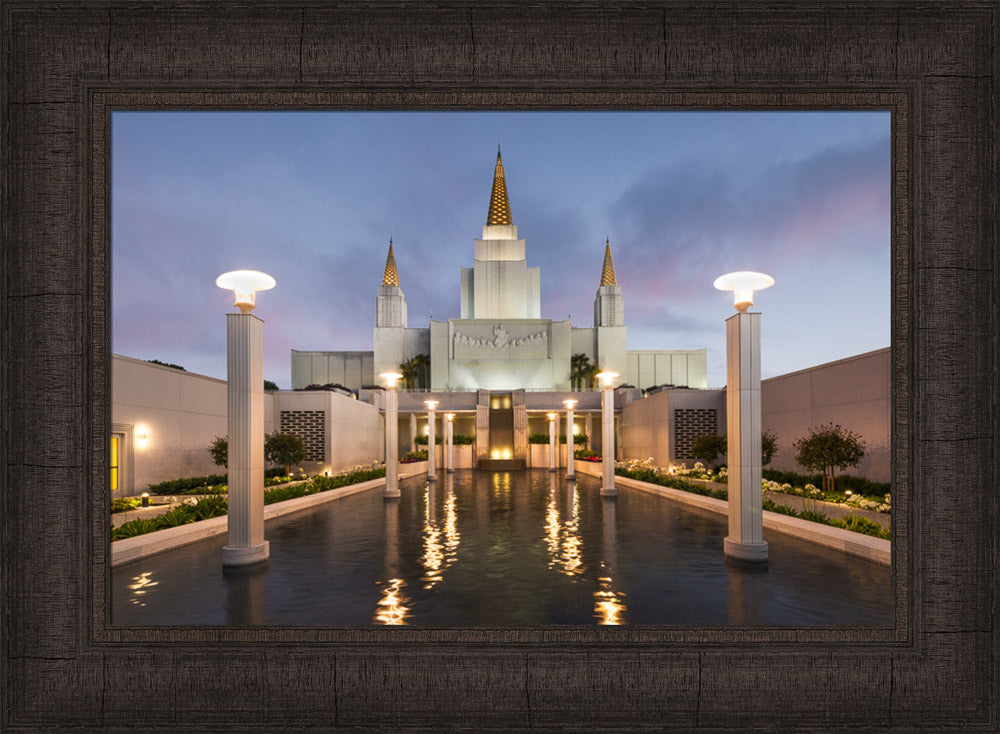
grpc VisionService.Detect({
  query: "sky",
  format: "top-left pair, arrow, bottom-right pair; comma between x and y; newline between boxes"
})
112,111 -> 890,389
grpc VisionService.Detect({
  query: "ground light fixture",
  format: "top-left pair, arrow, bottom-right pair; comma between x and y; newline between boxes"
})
563,399 -> 578,479
215,269 -> 276,314
380,372 -> 404,499
424,399 -> 439,480
712,270 -> 774,313
444,413 -> 455,473
716,270 -> 773,563
547,412 -> 558,472
216,269 -> 275,567
596,371 -> 619,496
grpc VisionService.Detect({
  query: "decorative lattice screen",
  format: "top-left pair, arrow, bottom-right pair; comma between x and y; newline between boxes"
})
279,410 -> 326,462
673,408 -> 718,461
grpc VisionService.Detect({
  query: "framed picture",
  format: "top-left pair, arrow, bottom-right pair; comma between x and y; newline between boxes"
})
4,3 -> 995,730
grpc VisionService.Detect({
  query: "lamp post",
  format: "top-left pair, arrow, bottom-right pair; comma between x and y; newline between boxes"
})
444,413 -> 455,473
596,371 -> 619,496
547,412 -> 558,472
381,372 -> 403,499
425,400 -> 438,480
216,269 -> 275,567
563,399 -> 577,479
714,271 -> 774,563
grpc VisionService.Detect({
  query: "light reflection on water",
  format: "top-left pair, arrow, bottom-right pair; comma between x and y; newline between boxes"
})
375,578 -> 410,625
111,470 -> 891,626
126,571 -> 158,607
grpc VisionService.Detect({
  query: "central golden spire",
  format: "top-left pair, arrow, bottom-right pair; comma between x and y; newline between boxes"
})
600,238 -> 617,286
486,148 -> 513,225
382,238 -> 400,287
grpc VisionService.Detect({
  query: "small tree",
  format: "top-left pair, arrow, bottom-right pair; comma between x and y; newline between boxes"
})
761,430 -> 778,467
209,436 -> 228,468
265,431 -> 307,475
264,379 -> 279,391
690,434 -> 727,472
794,423 -> 866,492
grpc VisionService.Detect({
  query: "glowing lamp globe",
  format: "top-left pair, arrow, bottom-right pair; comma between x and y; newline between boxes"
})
596,371 -> 619,388
424,399 -> 439,411
713,271 -> 774,312
216,270 -> 276,313
380,372 -> 404,389
547,412 -> 557,422
563,399 -> 578,410
445,413 -> 455,422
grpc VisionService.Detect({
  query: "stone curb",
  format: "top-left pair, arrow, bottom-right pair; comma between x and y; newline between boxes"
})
111,467 -> 427,568
573,460 -> 890,565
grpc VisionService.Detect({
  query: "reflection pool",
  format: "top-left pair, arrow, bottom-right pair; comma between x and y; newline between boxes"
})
112,470 -> 890,626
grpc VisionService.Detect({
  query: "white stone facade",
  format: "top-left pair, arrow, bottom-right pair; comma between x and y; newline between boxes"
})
290,152 -> 707,394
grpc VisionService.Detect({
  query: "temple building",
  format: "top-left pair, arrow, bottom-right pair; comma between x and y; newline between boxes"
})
291,150 -> 707,393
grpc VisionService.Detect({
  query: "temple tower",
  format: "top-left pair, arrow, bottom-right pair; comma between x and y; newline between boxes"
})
593,239 -> 627,380
460,149 -> 541,319
374,239 -> 410,379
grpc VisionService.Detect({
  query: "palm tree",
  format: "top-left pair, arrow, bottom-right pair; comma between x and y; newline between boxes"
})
413,353 -> 431,390
570,353 -> 591,390
398,357 -> 419,390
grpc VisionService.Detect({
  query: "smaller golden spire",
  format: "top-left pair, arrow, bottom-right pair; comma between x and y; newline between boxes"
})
486,148 -> 513,226
382,239 -> 400,287
600,238 -> 617,286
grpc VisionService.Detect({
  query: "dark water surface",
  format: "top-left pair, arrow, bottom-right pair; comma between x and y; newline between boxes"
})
112,470 -> 891,626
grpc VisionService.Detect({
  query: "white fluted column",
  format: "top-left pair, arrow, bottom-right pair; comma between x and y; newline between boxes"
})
426,409 -> 437,480
564,400 -> 577,479
223,313 -> 269,566
724,311 -> 768,562
384,388 -> 400,498
601,385 -> 616,496
409,412 -> 417,452
548,414 -> 557,472
445,415 -> 454,473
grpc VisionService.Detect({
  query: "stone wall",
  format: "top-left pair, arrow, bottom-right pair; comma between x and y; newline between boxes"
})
112,354 -> 277,496
761,348 -> 890,482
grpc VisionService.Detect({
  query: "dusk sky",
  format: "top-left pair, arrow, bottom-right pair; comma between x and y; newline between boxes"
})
112,111 -> 890,389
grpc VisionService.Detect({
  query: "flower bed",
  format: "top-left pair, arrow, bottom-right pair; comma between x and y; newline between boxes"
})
111,464 -> 386,541
614,458 -> 890,540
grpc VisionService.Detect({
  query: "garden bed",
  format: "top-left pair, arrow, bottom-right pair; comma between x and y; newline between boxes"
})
112,466 -> 385,542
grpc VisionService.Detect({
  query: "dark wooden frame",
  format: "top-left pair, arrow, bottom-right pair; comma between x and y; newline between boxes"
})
3,2 -> 996,730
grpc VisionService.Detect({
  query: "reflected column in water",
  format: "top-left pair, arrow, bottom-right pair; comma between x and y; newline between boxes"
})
224,562 -> 269,626
545,474 -> 561,561
726,559 -> 767,626
376,493 -> 410,624
595,496 -> 627,625
443,472 -> 460,563
559,479 -> 583,576
421,480 -> 444,588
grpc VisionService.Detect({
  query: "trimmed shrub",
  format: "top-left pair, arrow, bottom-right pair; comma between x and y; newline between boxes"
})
794,423 -> 866,492
147,469 -> 284,495
111,518 -> 161,539
111,497 -> 141,513
690,434 -> 727,472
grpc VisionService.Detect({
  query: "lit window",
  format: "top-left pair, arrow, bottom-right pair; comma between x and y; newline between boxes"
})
110,436 -> 119,491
